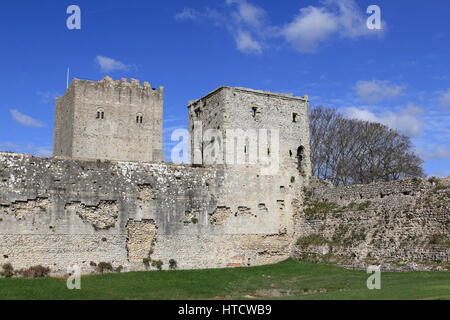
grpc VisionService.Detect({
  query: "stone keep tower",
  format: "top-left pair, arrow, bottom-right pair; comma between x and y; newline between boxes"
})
188,87 -> 311,177
53,77 -> 164,162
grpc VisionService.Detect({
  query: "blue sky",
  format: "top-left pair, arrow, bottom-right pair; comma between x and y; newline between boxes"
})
0,0 -> 449,177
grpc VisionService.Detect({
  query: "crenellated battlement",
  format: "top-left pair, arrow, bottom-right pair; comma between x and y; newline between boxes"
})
60,77 -> 164,104
71,76 -> 163,91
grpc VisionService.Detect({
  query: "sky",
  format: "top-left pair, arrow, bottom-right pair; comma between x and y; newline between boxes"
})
0,0 -> 449,177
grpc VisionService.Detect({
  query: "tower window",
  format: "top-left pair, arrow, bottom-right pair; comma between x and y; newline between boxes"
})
297,146 -> 305,171
96,110 -> 105,120
194,108 -> 202,119
251,107 -> 259,118
136,113 -> 143,124
251,106 -> 261,120
293,113 -> 298,123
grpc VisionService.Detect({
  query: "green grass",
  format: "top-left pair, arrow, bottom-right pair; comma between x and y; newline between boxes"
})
0,259 -> 448,300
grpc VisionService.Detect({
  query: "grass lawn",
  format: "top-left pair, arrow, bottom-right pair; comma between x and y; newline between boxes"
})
0,259 -> 448,300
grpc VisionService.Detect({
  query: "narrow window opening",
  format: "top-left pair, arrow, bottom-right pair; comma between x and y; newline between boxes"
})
97,110 -> 105,120
251,107 -> 261,120
293,113 -> 298,123
289,150 -> 293,157
194,108 -> 202,119
251,107 -> 257,118
297,146 -> 305,171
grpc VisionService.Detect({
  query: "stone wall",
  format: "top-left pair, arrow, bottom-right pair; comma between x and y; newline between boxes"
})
1,151 -> 448,274
293,177 -> 450,271
0,152 -> 299,275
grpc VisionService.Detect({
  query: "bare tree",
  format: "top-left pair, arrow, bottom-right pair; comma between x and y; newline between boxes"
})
309,106 -> 424,186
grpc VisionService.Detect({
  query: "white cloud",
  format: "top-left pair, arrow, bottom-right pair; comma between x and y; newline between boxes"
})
235,30 -> 262,54
225,0 -> 268,54
345,103 -> 423,137
282,0 -> 382,53
428,146 -> 450,159
95,56 -> 130,73
10,109 -> 44,128
175,1 -> 269,55
227,0 -> 267,28
355,80 -> 405,104
283,6 -> 338,53
174,8 -> 201,21
175,0 -> 384,55
438,89 -> 450,108
332,0 -> 374,38
416,145 -> 450,161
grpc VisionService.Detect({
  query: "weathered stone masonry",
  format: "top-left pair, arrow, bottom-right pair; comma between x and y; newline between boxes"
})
293,178 -> 450,271
0,152 -> 301,274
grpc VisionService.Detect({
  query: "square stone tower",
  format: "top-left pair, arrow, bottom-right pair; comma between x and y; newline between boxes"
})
53,77 -> 163,162
188,87 -> 311,177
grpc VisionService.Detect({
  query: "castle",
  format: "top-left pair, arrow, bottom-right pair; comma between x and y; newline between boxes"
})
0,78 -> 447,274
0,77 -> 311,273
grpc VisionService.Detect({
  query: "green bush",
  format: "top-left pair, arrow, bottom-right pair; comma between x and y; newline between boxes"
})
1,263 -> 14,278
304,201 -> 340,215
151,260 -> 163,271
343,201 -> 372,211
97,262 -> 113,274
296,235 -> 328,249
115,265 -> 123,273
21,265 -> 50,278
169,259 -> 177,270
143,258 -> 151,269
